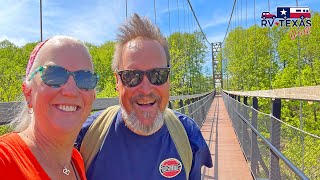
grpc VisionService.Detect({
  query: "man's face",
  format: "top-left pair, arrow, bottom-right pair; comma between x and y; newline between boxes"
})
116,38 -> 170,135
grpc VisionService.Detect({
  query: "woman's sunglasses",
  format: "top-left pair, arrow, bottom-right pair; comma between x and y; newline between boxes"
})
116,67 -> 170,87
28,65 -> 99,91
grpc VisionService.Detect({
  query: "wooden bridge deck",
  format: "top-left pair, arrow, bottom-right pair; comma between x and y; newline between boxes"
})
200,95 -> 253,180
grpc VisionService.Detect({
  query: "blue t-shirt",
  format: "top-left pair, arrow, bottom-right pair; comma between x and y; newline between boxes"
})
76,109 -> 212,180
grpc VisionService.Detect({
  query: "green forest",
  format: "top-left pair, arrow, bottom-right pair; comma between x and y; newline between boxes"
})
0,31 -> 213,103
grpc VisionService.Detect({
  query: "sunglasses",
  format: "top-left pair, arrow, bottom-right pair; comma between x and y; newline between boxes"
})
116,67 -> 170,87
28,65 -> 99,91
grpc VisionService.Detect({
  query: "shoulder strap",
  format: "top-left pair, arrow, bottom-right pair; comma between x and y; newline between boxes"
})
164,108 -> 193,180
80,105 -> 120,170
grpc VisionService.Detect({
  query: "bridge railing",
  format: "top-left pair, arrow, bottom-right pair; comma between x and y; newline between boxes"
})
222,91 -> 320,180
0,91 -> 215,126
174,91 -> 215,127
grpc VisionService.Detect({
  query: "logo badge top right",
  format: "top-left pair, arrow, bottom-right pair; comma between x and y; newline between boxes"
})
261,6 -> 312,27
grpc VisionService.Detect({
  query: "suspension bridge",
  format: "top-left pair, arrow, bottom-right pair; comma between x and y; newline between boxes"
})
1,0 -> 320,179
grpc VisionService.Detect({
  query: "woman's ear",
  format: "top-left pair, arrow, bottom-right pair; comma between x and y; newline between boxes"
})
22,82 -> 32,107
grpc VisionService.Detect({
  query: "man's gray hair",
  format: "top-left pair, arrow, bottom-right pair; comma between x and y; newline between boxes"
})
112,13 -> 170,71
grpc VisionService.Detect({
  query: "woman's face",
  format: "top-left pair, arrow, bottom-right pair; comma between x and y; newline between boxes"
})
26,41 -> 96,134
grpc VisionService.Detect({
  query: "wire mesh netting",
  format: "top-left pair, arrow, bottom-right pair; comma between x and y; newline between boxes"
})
222,92 -> 319,180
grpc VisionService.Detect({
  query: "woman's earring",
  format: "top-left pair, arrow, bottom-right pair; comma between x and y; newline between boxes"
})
28,108 -> 33,114
27,101 -> 32,108
27,102 -> 33,114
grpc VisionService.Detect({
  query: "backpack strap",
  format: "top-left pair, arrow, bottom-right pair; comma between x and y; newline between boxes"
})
164,108 -> 193,180
80,105 -> 120,170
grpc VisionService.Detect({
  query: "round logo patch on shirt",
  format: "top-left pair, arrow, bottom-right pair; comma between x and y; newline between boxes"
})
159,158 -> 182,178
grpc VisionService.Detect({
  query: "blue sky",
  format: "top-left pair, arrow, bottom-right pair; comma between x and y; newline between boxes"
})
1,0 -> 319,46
0,0 -> 319,74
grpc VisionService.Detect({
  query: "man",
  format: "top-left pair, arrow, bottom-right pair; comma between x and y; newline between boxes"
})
76,13 -> 212,180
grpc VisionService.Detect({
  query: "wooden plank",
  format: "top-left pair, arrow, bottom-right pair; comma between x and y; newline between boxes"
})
201,96 -> 253,179
224,86 -> 320,102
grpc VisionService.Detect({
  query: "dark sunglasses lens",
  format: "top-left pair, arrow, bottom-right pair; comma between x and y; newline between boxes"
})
74,71 -> 98,90
42,66 -> 69,88
147,69 -> 169,85
121,70 -> 143,87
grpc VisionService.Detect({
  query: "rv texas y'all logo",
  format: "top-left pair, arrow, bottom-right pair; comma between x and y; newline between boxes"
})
261,7 -> 312,27
261,7 -> 312,40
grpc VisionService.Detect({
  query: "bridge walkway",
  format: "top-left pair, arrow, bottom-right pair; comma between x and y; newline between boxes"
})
200,95 -> 252,180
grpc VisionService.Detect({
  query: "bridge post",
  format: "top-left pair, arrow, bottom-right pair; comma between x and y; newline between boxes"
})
188,100 -> 194,119
251,97 -> 258,177
186,99 -> 191,115
237,96 -> 244,147
211,42 -> 222,90
200,98 -> 205,124
168,101 -> 173,109
242,96 -> 250,160
270,99 -> 281,180
179,99 -> 185,114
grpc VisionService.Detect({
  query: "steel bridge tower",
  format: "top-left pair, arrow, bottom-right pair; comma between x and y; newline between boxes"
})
211,42 -> 222,90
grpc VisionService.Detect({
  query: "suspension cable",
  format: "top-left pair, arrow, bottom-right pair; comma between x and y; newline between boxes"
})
154,0 -> 157,25
241,0 -> 242,27
254,0 -> 258,88
186,0 -> 210,44
268,0 -> 272,90
125,0 -> 128,19
296,0 -> 304,171
177,0 -> 180,33
223,0 -> 236,43
168,0 -> 171,35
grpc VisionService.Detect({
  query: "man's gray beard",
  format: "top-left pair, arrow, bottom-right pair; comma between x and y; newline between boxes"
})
121,106 -> 164,136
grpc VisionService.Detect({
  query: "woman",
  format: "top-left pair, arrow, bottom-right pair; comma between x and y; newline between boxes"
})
0,36 -> 98,180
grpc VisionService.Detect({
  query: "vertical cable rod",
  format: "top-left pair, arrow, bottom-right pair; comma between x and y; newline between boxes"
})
154,0 -> 157,25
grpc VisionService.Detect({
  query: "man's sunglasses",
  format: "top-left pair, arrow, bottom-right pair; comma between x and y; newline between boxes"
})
116,67 -> 170,87
28,65 -> 99,91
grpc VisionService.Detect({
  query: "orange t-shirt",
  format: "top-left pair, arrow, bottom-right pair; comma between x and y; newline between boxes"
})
0,133 -> 87,180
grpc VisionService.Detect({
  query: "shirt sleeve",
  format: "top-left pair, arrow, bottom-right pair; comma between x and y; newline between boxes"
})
75,110 -> 103,150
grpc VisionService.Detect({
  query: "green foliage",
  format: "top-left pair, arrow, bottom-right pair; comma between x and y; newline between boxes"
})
0,41 -> 38,102
0,31 -> 211,102
85,41 -> 118,98
0,125 -> 10,136
168,31 -> 212,95
223,26 -> 278,91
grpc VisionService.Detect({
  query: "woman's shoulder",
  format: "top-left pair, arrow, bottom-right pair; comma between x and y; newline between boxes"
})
0,132 -> 33,162
0,132 -> 20,149
0,133 -> 22,165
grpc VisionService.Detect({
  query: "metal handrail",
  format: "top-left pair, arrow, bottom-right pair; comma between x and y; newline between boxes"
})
224,93 -> 309,180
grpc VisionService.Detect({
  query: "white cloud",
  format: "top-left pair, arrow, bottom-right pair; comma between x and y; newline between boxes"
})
41,0 -> 126,45
0,0 -> 40,45
0,0 -> 127,46
0,35 -> 28,47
